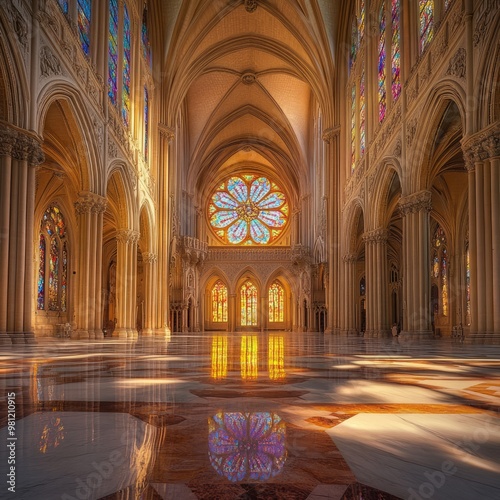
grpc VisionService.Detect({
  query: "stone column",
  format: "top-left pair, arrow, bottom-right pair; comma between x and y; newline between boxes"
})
399,190 -> 432,338
141,252 -> 157,335
229,294 -> 236,332
342,254 -> 357,335
462,124 -> 500,337
0,128 -> 44,344
363,228 -> 389,337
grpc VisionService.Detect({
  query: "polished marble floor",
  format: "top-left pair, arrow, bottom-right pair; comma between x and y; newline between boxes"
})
0,333 -> 499,500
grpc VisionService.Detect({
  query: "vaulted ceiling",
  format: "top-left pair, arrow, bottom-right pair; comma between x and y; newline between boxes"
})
160,0 -> 339,204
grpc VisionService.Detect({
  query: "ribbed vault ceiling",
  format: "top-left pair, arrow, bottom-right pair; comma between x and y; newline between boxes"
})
162,0 -> 337,203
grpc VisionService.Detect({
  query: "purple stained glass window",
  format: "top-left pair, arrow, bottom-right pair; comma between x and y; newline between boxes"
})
208,412 -> 287,482
77,0 -> 91,56
142,7 -> 152,67
108,0 -> 118,105
209,175 -> 288,245
419,0 -> 434,53
378,3 -> 387,123
37,235 -> 46,310
391,0 -> 401,100
122,4 -> 131,127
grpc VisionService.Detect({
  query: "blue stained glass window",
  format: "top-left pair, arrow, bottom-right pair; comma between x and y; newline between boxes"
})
209,175 -> 289,245
78,0 -> 92,56
122,4 -> 131,127
378,3 -> 387,123
58,0 -> 69,14
108,0 -> 118,105
142,7 -> 152,67
208,412 -> 287,482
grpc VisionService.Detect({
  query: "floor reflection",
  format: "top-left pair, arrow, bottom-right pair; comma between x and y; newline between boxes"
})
208,412 -> 287,482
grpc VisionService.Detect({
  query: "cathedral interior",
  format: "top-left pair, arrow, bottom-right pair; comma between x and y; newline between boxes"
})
0,0 -> 499,499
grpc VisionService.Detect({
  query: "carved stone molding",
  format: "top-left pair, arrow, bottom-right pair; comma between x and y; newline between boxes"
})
108,140 -> 118,158
40,45 -> 62,77
9,4 -> 28,50
362,228 -> 388,243
322,127 -> 340,144
0,128 -> 45,165
142,252 -> 158,264
406,118 -> 417,148
159,124 -> 175,142
473,1 -> 495,47
245,0 -> 258,13
0,128 -> 20,157
342,254 -> 357,264
446,48 -> 466,80
116,229 -> 140,244
241,72 -> 257,85
398,190 -> 432,215
74,192 -> 107,215
461,123 -> 500,168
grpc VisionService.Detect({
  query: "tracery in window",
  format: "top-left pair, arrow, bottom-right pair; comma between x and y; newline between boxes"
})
419,0 -> 434,53
240,281 -> 257,326
378,3 -> 387,123
359,70 -> 366,156
209,175 -> 288,246
391,0 -> 401,100
78,0 -> 92,56
269,281 -> 284,322
212,280 -> 228,322
38,206 -> 68,312
108,0 -> 119,105
122,4 -> 131,127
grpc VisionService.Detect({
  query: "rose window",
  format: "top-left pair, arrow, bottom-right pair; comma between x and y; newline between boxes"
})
208,175 -> 289,245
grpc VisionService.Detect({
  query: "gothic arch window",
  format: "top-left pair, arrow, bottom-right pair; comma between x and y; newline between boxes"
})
108,0 -> 119,105
142,5 -> 152,67
37,206 -> 68,312
78,0 -> 92,56
419,0 -> 434,53
144,86 -> 149,161
378,0 -> 401,123
431,224 -> 448,316
465,242 -> 471,325
240,281 -> 258,326
209,175 -> 289,245
122,3 -> 131,127
268,281 -> 284,323
212,280 -> 228,322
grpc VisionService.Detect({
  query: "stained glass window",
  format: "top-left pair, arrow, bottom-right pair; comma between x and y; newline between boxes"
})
419,0 -> 434,53
122,4 -> 131,127
431,224 -> 447,316
351,85 -> 356,171
37,235 -> 45,310
241,336 -> 258,379
360,70 -> 366,156
444,0 -> 452,11
378,3 -> 387,123
58,0 -> 69,14
142,6 -> 152,67
442,248 -> 448,316
268,336 -> 285,380
358,0 -> 365,44
108,0 -> 118,105
208,412 -> 287,481
391,0 -> 401,100
144,87 -> 149,161
240,281 -> 257,326
77,0 -> 91,56
209,175 -> 289,246
269,281 -> 284,322
432,251 -> 439,278
211,336 -> 228,380
212,280 -> 228,322
350,17 -> 358,71
38,206 -> 67,312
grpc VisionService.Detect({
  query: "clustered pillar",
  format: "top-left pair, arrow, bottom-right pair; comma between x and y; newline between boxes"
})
399,190 -> 432,337
0,127 -> 44,344
141,252 -> 158,335
342,254 -> 357,334
462,124 -> 500,337
363,228 -> 389,337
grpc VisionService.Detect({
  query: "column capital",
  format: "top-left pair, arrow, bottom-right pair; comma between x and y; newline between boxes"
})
159,123 -> 175,142
0,127 -> 45,165
461,122 -> 500,166
116,229 -> 140,244
398,190 -> 432,216
142,252 -> 158,264
342,253 -> 357,264
362,228 -> 388,243
74,192 -> 107,215
322,126 -> 340,144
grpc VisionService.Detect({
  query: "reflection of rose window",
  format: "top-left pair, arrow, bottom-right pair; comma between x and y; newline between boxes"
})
208,412 -> 287,481
208,175 -> 289,245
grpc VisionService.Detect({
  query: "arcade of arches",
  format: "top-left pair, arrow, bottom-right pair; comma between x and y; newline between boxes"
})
0,0 -> 499,343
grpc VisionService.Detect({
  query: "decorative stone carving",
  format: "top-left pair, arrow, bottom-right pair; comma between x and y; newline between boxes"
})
0,128 -> 18,156
40,46 -> 62,77
108,140 -> 118,158
116,229 -> 140,244
474,2 -> 494,46
461,122 -> 500,167
433,30 -> 448,60
6,130 -> 45,165
245,0 -> 258,13
159,124 -> 175,142
11,5 -> 28,49
342,254 -> 357,264
406,78 -> 418,106
74,192 -> 107,215
363,228 -> 388,243
142,252 -> 158,264
406,118 -> 417,147
393,138 -> 402,157
398,190 -> 432,216
241,72 -> 256,85
446,48 -> 466,79
322,127 -> 340,144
